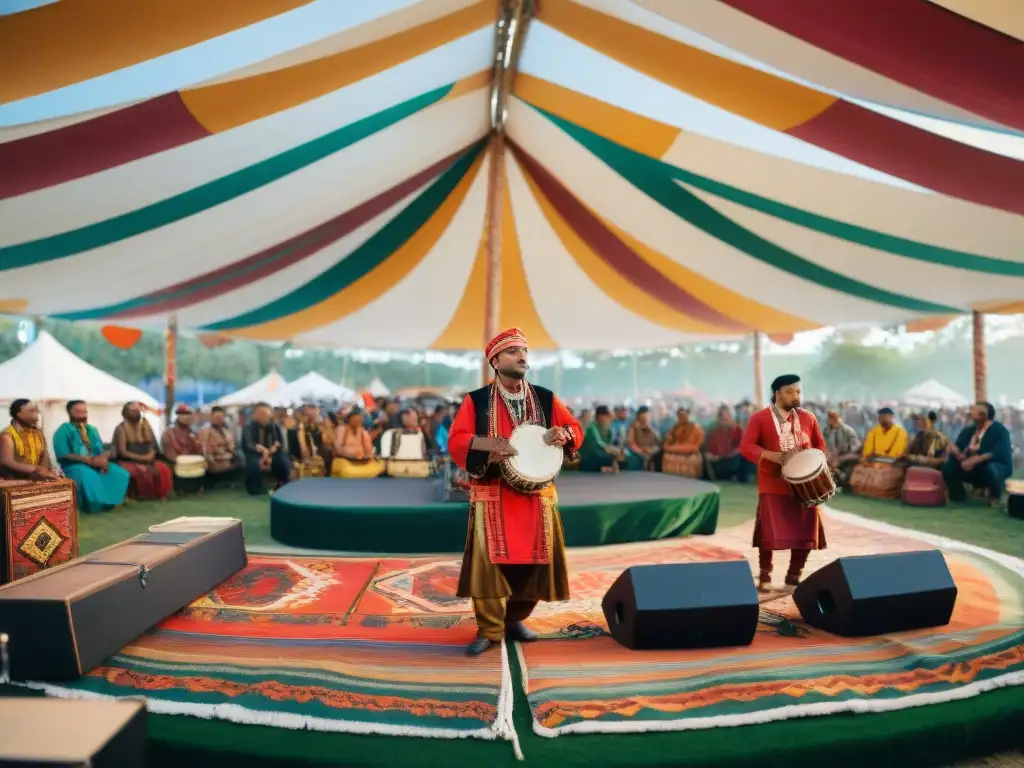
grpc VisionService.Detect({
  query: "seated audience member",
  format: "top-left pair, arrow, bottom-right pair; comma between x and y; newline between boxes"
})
905,411 -> 950,469
626,406 -> 663,471
197,406 -> 242,487
162,405 -> 206,492
944,401 -> 1013,507
662,407 -> 704,478
112,402 -> 172,501
381,408 -> 434,478
332,410 -> 385,479
823,409 -> 861,488
161,405 -> 202,461
611,406 -> 630,447
862,408 -> 908,460
850,407 -> 908,499
702,405 -> 750,482
579,405 -> 627,473
0,400 -> 59,481
288,405 -> 327,479
242,402 -> 292,495
53,400 -> 129,512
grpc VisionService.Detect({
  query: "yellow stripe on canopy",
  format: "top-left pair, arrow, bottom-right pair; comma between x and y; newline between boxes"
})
513,74 -> 680,158
0,0 -> 314,105
432,158 -> 558,350
904,316 -> 958,333
181,1 -> 494,133
975,300 -> 1024,314
0,299 -> 28,314
535,0 -> 837,132
926,0 -> 1024,40
200,0 -> 484,87
231,154 -> 485,341
517,157 -> 728,334
445,69 -> 494,102
610,225 -> 818,334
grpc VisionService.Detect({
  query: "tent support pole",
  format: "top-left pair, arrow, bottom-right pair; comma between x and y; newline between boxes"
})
480,0 -> 532,386
165,316 -> 177,425
481,133 -> 505,386
752,331 -> 764,409
972,310 -> 987,402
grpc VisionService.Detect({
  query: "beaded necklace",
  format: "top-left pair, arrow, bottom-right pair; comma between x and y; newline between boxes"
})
488,378 -> 541,438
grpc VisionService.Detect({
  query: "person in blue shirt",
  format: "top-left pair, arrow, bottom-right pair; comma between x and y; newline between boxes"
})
943,401 -> 1013,506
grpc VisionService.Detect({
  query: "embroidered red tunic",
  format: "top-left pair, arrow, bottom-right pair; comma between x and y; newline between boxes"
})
448,393 -> 581,565
740,407 -> 827,551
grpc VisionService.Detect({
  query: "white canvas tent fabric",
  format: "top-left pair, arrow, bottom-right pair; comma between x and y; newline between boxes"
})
0,331 -> 162,458
214,370 -> 287,407
267,372 -> 356,407
3,1 -> 1022,351
903,379 -> 970,407
366,377 -> 391,398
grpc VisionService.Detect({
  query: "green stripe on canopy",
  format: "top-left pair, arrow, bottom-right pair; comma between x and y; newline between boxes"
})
537,106 -> 963,313
202,140 -> 485,331
0,85 -> 455,270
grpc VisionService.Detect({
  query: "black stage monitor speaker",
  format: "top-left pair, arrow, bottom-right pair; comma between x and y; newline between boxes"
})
793,550 -> 957,637
1008,491 -> 1024,520
602,561 -> 759,650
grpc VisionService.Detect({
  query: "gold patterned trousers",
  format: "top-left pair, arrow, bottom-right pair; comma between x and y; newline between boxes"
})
472,564 -> 542,641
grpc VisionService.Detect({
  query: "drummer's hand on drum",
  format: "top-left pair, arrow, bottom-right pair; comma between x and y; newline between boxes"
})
490,444 -> 518,463
762,450 -> 784,465
543,427 -> 569,447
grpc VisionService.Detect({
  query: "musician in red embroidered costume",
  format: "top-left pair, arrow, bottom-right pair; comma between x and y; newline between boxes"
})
739,374 -> 827,592
448,328 -> 582,656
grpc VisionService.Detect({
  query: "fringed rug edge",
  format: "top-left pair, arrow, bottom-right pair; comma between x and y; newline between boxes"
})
521,506 -> 1024,738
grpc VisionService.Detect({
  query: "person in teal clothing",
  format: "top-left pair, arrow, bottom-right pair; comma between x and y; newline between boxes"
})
53,400 -> 130,513
579,406 -> 627,472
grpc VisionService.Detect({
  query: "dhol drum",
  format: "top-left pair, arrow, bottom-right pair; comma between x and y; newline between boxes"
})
663,452 -> 703,478
781,448 -> 837,507
174,455 -> 207,479
850,458 -> 905,500
502,424 -> 564,493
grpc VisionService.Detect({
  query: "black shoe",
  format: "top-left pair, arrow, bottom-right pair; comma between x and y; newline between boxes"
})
506,621 -> 537,642
466,635 -> 496,656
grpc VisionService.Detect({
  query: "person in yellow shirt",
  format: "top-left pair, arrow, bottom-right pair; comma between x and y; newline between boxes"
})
862,407 -> 908,459
850,407 -> 910,499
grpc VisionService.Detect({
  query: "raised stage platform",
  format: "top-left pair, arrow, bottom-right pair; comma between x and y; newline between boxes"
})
269,474 -> 720,553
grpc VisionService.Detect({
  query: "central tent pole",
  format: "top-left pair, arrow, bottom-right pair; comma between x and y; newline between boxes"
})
479,0 -> 533,386
481,133 -> 505,386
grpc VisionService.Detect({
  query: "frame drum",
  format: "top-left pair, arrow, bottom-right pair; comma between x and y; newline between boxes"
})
781,448 -> 836,506
502,424 -> 563,493
175,455 -> 207,479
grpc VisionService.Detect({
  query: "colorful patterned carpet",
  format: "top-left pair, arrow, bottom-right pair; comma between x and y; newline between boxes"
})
32,553 -> 515,746
518,509 -> 1024,736
29,509 -> 1024,754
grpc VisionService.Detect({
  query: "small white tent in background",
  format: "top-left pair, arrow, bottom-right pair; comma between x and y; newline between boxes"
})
214,370 -> 287,407
268,372 -> 356,407
903,379 -> 970,408
0,331 -> 163,456
366,377 -> 391,398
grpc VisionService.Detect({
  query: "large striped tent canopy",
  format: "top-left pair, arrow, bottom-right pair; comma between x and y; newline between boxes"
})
1,0 -> 1023,350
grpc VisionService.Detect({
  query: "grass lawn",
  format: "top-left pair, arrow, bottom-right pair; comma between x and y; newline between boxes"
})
79,482 -> 1024,559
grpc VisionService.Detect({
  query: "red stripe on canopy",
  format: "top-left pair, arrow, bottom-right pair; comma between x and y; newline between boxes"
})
724,0 -> 1024,131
